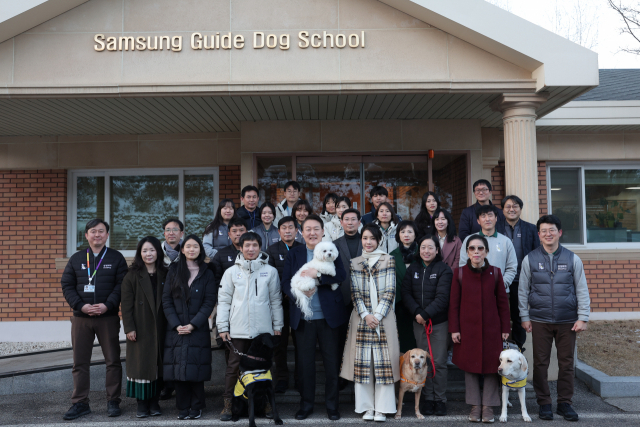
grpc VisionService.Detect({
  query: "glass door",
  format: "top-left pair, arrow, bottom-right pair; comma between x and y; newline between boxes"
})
296,157 -> 362,214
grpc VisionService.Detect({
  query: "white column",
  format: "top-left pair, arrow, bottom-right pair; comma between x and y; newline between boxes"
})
491,94 -> 548,224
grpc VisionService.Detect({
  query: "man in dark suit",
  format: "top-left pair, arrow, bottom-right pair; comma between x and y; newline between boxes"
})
497,195 -> 540,351
282,214 -> 348,421
458,179 -> 505,241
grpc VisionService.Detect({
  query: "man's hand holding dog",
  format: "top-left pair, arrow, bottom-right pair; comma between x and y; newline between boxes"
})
300,268 -> 318,278
571,320 -> 588,333
364,314 -> 379,329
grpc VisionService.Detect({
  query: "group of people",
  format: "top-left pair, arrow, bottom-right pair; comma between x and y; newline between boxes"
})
60,179 -> 590,423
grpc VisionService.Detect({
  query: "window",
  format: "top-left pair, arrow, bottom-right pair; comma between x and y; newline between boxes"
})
549,164 -> 640,247
69,168 -> 219,256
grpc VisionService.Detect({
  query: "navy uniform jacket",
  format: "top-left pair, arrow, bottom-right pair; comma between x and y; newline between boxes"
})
281,245 -> 348,330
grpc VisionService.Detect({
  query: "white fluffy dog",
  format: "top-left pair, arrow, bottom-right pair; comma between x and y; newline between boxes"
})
498,349 -> 531,423
291,242 -> 340,320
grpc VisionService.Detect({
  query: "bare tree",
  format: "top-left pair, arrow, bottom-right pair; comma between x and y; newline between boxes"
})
607,0 -> 640,54
545,0 -> 599,50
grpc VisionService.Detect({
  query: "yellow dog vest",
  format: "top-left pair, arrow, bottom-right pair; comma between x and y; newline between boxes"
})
501,375 -> 527,389
233,370 -> 273,400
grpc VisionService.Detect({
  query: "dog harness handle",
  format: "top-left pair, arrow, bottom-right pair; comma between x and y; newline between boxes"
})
424,319 -> 436,379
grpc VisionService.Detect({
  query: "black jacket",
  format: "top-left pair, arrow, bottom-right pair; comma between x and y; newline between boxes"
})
208,244 -> 241,285
496,218 -> 541,260
266,240 -> 302,281
162,263 -> 216,382
61,246 -> 128,317
401,260 -> 453,326
458,201 -> 506,241
237,206 -> 262,230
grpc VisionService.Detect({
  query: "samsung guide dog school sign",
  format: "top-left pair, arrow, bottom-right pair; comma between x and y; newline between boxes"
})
94,31 -> 366,52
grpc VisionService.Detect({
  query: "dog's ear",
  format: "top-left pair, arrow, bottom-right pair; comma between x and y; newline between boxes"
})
519,353 -> 529,373
402,351 -> 410,366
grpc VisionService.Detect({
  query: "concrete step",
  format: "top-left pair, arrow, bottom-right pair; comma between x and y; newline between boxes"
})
274,384 -> 355,404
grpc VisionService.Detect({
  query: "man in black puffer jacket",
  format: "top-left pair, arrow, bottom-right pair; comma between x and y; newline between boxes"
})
208,218 -> 247,284
60,219 -> 128,421
401,235 -> 453,417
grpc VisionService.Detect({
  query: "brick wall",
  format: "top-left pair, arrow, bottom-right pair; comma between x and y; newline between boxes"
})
491,160 -> 548,215
584,260 -> 640,312
219,165 -> 241,207
0,170 -> 68,321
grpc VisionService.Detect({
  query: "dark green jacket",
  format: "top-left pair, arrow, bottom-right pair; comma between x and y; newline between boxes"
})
390,245 -> 418,305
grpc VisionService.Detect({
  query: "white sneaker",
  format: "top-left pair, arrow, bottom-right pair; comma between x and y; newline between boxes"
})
363,410 -> 374,421
374,411 -> 386,422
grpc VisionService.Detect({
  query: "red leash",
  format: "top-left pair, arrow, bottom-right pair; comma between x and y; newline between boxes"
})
424,319 -> 436,379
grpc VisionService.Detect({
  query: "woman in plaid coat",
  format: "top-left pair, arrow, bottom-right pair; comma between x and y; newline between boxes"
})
340,224 -> 400,422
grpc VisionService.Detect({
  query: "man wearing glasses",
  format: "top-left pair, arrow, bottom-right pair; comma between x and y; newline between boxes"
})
275,181 -> 301,225
161,218 -> 184,267
458,179 -> 505,241
497,196 -> 540,351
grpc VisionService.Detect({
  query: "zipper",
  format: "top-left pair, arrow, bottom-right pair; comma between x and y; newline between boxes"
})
550,255 -> 555,323
421,266 -> 426,309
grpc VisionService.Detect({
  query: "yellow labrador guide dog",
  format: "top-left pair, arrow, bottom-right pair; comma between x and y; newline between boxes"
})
498,346 -> 532,423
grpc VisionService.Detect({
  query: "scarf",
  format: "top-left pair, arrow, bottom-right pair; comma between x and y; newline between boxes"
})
164,240 -> 181,262
399,242 -> 417,264
361,248 -> 387,338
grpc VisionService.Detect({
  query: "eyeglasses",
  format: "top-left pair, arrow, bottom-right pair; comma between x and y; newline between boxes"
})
474,187 -> 490,194
285,189 -> 298,194
504,204 -> 520,211
164,228 -> 181,233
468,246 -> 485,252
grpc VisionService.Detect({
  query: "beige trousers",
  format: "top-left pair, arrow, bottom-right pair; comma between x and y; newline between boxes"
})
354,350 -> 397,414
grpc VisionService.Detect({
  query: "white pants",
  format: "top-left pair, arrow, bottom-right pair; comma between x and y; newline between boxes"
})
354,350 -> 396,414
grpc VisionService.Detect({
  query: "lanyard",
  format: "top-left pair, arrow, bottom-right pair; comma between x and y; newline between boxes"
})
86,248 -> 108,285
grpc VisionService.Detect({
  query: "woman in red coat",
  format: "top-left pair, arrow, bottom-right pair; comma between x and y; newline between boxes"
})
449,234 -> 510,423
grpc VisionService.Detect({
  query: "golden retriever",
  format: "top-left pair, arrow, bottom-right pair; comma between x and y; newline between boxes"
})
395,349 -> 430,420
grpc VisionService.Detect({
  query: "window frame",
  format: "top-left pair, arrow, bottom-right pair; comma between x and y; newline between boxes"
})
547,161 -> 640,249
67,167 -> 219,257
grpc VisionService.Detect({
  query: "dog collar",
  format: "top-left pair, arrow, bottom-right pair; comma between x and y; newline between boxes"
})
400,375 -> 426,387
501,375 -> 527,389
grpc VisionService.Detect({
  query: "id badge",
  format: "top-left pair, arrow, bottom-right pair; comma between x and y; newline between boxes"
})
84,285 -> 95,293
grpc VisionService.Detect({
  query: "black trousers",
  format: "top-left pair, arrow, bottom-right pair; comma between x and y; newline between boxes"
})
509,281 -> 527,350
295,319 -> 341,413
174,381 -> 206,411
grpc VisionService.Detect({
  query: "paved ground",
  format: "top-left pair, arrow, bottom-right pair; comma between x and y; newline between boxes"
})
0,379 -> 637,427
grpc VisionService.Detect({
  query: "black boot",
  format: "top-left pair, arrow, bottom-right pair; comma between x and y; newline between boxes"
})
136,400 -> 150,418
159,384 -> 175,400
149,394 -> 162,416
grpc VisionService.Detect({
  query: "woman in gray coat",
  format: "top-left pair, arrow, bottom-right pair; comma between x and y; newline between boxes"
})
163,235 -> 216,420
251,202 -> 280,250
203,198 -> 236,258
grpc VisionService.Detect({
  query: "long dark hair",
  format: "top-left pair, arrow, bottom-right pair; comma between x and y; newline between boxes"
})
169,234 -> 206,300
374,202 -> 400,225
204,198 -> 236,237
130,236 -> 167,275
431,207 -> 457,243
321,193 -> 339,215
415,191 -> 440,235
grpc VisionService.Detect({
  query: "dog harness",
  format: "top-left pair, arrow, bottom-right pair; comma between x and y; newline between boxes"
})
501,375 -> 527,389
400,369 -> 426,387
233,370 -> 273,400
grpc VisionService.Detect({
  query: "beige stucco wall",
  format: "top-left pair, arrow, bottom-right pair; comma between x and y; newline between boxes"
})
537,130 -> 640,161
0,133 -> 240,169
240,119 -> 484,191
0,0 -> 532,90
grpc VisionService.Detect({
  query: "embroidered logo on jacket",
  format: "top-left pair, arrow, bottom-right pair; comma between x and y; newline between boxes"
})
414,272 -> 419,279
260,272 -> 268,277
429,274 -> 437,279
538,263 -> 545,270
558,264 -> 568,271
228,256 -> 233,262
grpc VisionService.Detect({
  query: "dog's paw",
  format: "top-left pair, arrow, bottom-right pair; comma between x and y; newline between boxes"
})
507,400 -> 513,408
275,418 -> 284,425
499,415 -> 508,423
523,415 -> 532,423
330,284 -> 339,291
394,413 -> 402,420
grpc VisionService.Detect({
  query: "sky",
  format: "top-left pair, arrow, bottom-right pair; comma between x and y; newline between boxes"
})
486,0 -> 639,69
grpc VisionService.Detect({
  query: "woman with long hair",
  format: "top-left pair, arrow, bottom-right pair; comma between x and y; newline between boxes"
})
414,192 -> 440,239
251,202 -> 280,251
203,199 -> 236,258
431,208 -> 462,270
373,202 -> 400,254
341,224 -> 400,422
320,192 -> 339,224
322,196 -> 362,242
402,235 -> 453,417
121,236 -> 168,418
389,220 -> 418,353
292,199 -> 313,244
449,235 -> 510,423
163,235 -> 216,420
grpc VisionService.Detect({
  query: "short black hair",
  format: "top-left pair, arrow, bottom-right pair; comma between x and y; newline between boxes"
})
536,215 -> 562,232
395,220 -> 418,244
241,185 -> 259,198
162,218 -> 184,232
259,201 -> 276,217
472,179 -> 492,192
301,214 -> 324,230
228,217 -> 248,231
502,195 -> 524,209
370,185 -> 388,198
335,196 -> 352,209
466,234 -> 489,253
239,231 -> 262,248
277,216 -> 296,229
341,208 -> 361,221
417,234 -> 443,263
284,180 -> 301,192
85,218 -> 110,234
361,223 -> 383,245
475,204 -> 499,219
